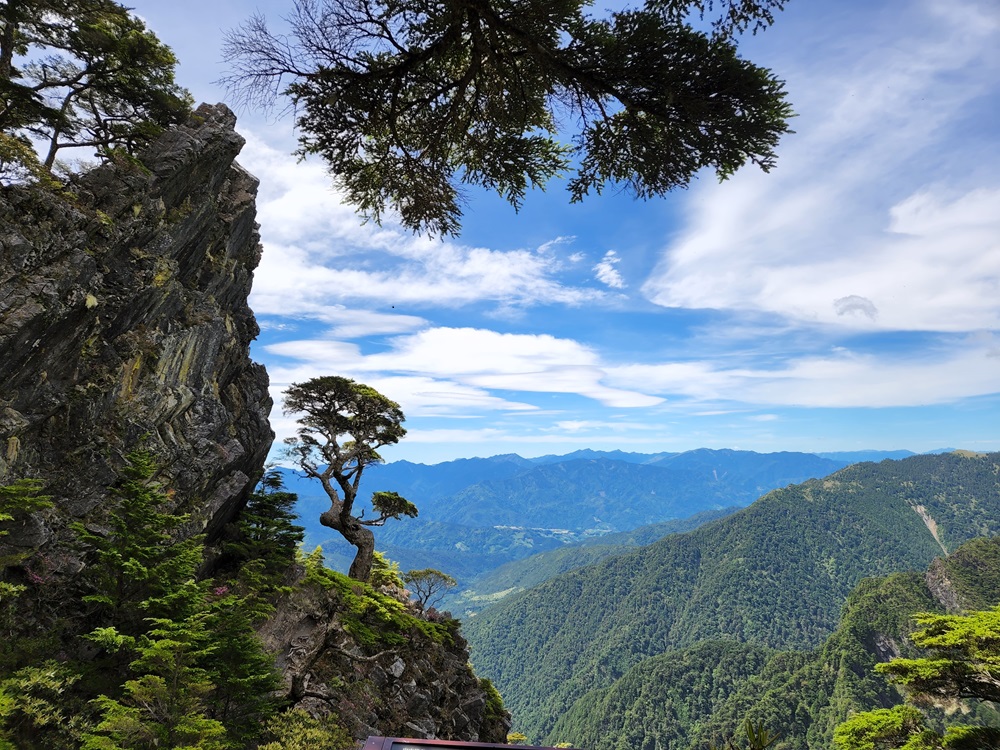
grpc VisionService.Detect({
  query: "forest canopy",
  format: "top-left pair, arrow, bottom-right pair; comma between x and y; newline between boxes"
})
0,0 -> 191,179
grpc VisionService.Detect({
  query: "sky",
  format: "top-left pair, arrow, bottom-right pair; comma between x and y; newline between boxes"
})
125,0 -> 1000,464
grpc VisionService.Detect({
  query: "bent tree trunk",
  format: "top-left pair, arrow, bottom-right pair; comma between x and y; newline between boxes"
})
320,506 -> 375,581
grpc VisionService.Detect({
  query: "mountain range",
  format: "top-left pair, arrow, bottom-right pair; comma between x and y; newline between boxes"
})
550,535 -> 1000,749
461,451 -> 1000,743
281,448 -> 854,582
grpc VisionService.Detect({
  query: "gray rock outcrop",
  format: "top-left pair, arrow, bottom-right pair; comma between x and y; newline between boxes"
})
0,103 -> 272,561
0,104 -> 510,745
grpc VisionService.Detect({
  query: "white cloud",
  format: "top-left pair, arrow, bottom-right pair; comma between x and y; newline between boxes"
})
358,328 -> 664,408
641,0 -> 1000,334
551,420 -> 661,433
267,360 -> 538,416
320,308 -> 428,338
467,368 -> 662,408
606,361 -> 737,402
402,427 -> 511,444
738,344 -> 1000,408
834,295 -> 878,321
361,327 -> 600,376
239,133 -> 608,314
257,320 -> 296,332
594,250 -> 625,289
255,300 -> 426,339
269,324 -> 1000,423
264,327 -> 664,421
249,238 -> 603,314
403,429 -> 672,447
608,337 -> 1000,408
265,339 -> 363,368
889,187 -> 1000,237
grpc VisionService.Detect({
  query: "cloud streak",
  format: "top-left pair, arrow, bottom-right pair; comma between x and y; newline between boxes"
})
642,0 -> 1000,334
264,324 -> 1000,451
594,250 -> 625,289
607,336 -> 1000,408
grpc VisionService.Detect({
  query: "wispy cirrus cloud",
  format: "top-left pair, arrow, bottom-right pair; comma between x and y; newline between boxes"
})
642,0 -> 1000,334
264,323 -> 1000,452
266,327 -> 664,414
594,250 -> 625,289
606,335 -> 1000,408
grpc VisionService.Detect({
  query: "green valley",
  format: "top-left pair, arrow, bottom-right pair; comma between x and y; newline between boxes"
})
442,508 -> 739,616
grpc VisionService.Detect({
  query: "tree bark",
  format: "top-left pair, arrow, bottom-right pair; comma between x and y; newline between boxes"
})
0,0 -> 20,85
319,506 -> 376,582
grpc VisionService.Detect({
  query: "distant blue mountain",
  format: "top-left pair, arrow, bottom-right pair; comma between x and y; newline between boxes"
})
279,448 -> 852,583
527,449 -> 679,465
273,453 -> 531,515
814,449 -> 916,462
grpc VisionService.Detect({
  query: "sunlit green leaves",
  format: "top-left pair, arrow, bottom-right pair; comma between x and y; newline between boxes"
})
834,604 -> 1000,749
876,606 -> 1000,706
283,376 -> 413,580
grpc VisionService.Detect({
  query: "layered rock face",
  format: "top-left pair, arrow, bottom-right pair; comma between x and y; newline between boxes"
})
0,105 -> 509,744
258,579 -> 511,743
0,103 -> 272,555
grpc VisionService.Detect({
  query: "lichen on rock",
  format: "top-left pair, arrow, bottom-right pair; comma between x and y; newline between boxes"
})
0,102 -> 272,560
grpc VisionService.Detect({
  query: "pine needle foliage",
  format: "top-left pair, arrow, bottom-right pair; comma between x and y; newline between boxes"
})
0,451 -> 294,748
0,0 -> 192,175
223,0 -> 793,236
834,604 -> 1000,750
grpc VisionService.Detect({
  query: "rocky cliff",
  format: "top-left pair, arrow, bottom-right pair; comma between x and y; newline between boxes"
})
0,103 -> 272,558
0,105 -> 509,745
259,561 -> 511,743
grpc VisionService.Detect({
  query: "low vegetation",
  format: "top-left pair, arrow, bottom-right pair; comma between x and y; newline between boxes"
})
0,455 -> 333,749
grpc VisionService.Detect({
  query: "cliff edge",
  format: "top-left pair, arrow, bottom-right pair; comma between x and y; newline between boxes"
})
0,103 -> 272,558
0,104 -> 509,745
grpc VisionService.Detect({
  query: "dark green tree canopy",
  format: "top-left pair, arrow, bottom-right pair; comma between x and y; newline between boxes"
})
284,376 -> 407,467
0,0 -> 192,172
222,0 -> 793,236
878,606 -> 1000,708
403,568 -> 457,611
834,605 -> 1000,750
283,376 -> 416,581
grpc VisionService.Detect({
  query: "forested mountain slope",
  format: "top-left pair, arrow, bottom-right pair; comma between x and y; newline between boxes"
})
549,536 -> 1000,750
443,508 -> 739,616
465,452 -> 1000,740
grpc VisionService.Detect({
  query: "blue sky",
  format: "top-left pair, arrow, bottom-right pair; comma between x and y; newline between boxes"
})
127,0 -> 1000,464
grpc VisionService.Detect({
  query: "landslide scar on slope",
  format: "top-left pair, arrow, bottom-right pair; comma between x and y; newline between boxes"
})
913,504 -> 948,556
